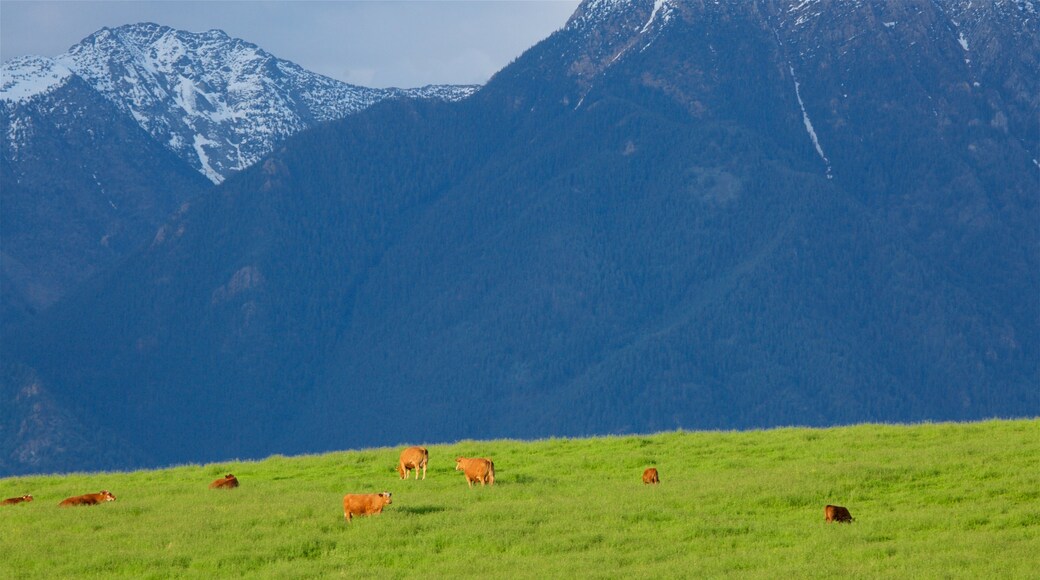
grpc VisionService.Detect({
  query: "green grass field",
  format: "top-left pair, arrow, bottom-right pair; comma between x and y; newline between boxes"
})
1,419 -> 1037,578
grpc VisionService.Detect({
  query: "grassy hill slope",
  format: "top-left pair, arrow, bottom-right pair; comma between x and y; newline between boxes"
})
1,419 -> 1037,578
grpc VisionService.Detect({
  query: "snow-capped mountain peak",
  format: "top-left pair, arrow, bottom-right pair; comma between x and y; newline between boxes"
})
11,23 -> 477,182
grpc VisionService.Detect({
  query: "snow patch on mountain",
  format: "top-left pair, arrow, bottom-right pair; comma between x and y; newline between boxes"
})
958,31 -> 970,50
563,0 -> 678,81
641,0 -> 675,33
789,65 -> 832,178
564,0 -> 632,32
192,133 -> 221,183
0,56 -> 75,104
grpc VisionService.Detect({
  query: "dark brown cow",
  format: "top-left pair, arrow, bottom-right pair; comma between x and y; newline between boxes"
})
642,467 -> 660,485
209,474 -> 240,489
398,446 -> 429,480
1,494 -> 33,506
455,457 -> 495,487
825,504 -> 854,523
58,490 -> 116,507
343,492 -> 392,522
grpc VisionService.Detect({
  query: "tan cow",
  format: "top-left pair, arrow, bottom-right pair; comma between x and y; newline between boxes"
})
642,467 -> 660,485
824,504 -> 854,523
1,494 -> 33,506
343,492 -> 392,522
398,446 -> 429,480
209,473 -> 240,489
455,457 -> 495,487
58,490 -> 116,507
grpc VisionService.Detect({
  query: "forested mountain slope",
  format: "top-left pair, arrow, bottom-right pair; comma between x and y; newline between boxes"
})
4,0 -> 1036,474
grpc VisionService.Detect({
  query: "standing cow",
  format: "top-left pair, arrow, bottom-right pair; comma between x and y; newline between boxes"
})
343,492 -> 392,522
59,490 -> 116,507
398,447 -> 429,480
209,474 -> 240,489
1,494 -> 33,506
455,457 -> 495,487
825,504 -> 854,523
642,467 -> 660,485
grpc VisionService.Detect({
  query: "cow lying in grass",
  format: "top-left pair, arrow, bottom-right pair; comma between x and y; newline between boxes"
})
825,504 -> 854,523
455,457 -> 495,487
209,474 -> 240,489
1,494 -> 33,506
343,492 -> 392,522
59,491 -> 116,507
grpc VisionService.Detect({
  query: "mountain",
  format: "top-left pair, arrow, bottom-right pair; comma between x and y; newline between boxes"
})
1,57 -> 207,469
54,23 -> 478,183
0,25 -> 480,470
1,55 -> 211,328
4,0 -> 1037,475
0,24 -> 477,330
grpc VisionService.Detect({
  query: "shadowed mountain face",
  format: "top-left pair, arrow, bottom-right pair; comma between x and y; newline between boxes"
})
4,0 -> 1036,474
1,68 -> 211,329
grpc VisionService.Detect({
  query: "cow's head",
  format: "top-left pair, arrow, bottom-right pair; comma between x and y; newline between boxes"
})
22,495 -> 33,502
99,490 -> 116,502
455,458 -> 463,470
225,474 -> 235,479
380,492 -> 392,505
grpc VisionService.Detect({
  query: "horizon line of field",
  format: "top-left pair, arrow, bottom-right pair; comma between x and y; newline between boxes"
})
1,416 -> 1033,481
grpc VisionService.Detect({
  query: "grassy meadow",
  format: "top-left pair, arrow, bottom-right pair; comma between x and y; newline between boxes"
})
1,419 -> 1037,578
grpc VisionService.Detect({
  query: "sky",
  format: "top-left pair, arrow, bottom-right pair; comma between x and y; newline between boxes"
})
0,1 -> 581,88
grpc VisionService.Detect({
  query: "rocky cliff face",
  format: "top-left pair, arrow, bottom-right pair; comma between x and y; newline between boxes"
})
0,361 -> 145,475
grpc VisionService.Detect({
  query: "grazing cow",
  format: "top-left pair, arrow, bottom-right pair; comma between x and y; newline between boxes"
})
642,467 -> 660,485
1,494 -> 33,506
58,490 -> 116,507
825,504 -> 854,523
343,492 -> 392,522
455,457 -> 495,487
398,446 -> 429,480
209,474 -> 240,489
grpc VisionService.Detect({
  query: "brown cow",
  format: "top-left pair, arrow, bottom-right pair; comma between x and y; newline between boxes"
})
1,494 -> 33,506
209,474 -> 240,489
642,467 -> 660,485
58,490 -> 116,507
825,504 -> 854,523
398,446 -> 429,480
455,457 -> 495,487
343,492 -> 392,522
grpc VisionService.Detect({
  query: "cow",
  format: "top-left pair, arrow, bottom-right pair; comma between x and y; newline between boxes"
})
343,492 -> 392,522
398,446 -> 429,480
455,457 -> 495,487
1,494 -> 33,506
642,467 -> 660,485
58,490 -> 116,507
209,474 -> 240,489
825,504 -> 854,523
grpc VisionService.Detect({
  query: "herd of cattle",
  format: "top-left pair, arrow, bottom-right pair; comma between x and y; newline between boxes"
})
1,445 -> 855,523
